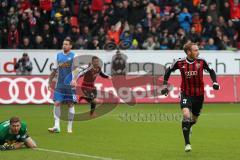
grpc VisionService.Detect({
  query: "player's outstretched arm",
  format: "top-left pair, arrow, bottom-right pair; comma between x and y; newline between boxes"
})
13,142 -> 25,149
0,138 -> 37,151
100,71 -> 111,79
24,137 -> 37,149
71,65 -> 93,86
203,60 -> 220,90
161,61 -> 178,95
0,142 -> 24,151
161,68 -> 172,96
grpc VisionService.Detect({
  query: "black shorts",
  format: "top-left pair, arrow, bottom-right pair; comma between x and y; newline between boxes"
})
180,93 -> 204,116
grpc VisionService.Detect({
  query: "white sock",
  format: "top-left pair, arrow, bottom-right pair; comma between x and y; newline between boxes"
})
68,106 -> 75,131
53,106 -> 61,130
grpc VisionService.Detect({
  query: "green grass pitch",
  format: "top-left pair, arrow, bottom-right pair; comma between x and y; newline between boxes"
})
0,103 -> 240,160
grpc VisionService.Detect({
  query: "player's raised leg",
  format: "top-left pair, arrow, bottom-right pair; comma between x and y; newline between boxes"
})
90,99 -> 97,117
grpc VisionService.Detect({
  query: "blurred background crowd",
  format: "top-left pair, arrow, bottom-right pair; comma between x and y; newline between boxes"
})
0,0 -> 240,50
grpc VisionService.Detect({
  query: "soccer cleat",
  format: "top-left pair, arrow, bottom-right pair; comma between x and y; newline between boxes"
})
67,126 -> 72,133
48,127 -> 60,133
90,112 -> 97,118
185,144 -> 192,152
213,82 -> 220,90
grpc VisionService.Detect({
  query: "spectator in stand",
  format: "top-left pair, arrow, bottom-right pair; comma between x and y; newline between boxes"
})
214,27 -> 226,50
175,28 -> 187,49
130,39 -> 139,49
221,1 -> 231,21
69,26 -> 80,43
225,20 -> 236,38
142,35 -> 160,50
50,37 -> 60,49
1,28 -> 8,49
204,38 -> 218,50
34,35 -> 44,49
120,30 -> 133,44
74,37 -> 86,49
55,24 -> 66,46
89,12 -> 102,36
107,21 -> 121,44
188,26 -> 201,43
0,0 -> 8,27
178,7 -> 192,33
133,24 -> 145,48
97,27 -> 107,49
78,0 -> 90,27
192,12 -> 202,34
56,0 -> 71,18
141,12 -> 153,30
18,12 -> 30,38
14,53 -> 33,75
207,3 -> 219,25
8,24 -> 19,49
82,26 -> 92,43
42,23 -> 53,49
113,1 -> 128,22
159,38 -> 169,50
120,22 -> 132,44
128,0 -> 147,26
87,36 -> 100,50
7,7 -> 19,26
199,38 -> 207,50
217,16 -> 227,31
203,15 -> 215,39
19,36 -> 33,49
0,0 -> 239,50
229,0 -> 240,20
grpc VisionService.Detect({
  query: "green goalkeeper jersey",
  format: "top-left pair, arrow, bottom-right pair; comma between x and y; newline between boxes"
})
0,120 -> 28,145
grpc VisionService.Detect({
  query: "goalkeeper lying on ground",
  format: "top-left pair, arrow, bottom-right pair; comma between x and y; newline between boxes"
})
0,116 -> 37,151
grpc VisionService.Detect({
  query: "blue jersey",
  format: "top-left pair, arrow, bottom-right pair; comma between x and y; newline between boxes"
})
53,51 -> 75,89
52,51 -> 76,102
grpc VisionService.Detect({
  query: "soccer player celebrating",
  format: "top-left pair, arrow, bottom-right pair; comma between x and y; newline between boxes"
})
48,38 -> 76,133
0,117 -> 37,151
161,42 -> 220,152
71,56 -> 111,117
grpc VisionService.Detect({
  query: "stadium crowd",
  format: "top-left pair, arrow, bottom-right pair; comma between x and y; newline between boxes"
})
0,0 -> 240,50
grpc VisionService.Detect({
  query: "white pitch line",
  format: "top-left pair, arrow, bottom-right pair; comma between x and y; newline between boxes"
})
35,148 -> 120,160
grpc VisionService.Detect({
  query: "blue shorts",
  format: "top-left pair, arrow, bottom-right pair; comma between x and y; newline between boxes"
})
53,88 -> 76,103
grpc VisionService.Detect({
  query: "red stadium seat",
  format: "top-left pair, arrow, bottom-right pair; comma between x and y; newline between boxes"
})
70,16 -> 79,27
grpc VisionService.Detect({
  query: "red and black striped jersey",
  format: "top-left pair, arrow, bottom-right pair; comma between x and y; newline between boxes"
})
78,64 -> 109,87
164,57 -> 217,96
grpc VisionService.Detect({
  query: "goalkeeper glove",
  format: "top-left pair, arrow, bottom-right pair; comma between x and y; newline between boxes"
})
0,145 -> 6,151
0,143 -> 15,151
213,82 -> 220,90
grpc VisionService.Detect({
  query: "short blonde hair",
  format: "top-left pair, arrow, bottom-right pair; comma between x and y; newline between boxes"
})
10,116 -> 21,124
183,42 -> 197,54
